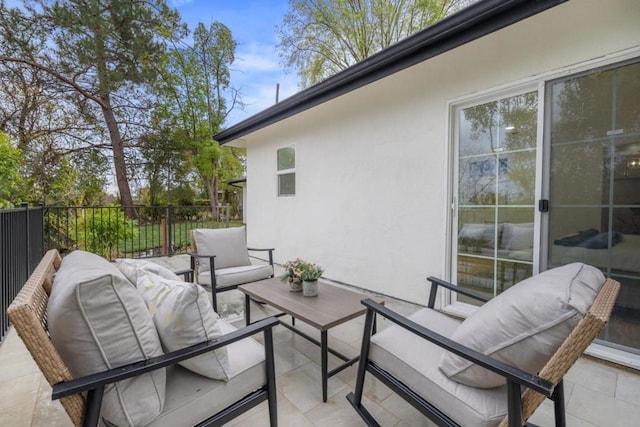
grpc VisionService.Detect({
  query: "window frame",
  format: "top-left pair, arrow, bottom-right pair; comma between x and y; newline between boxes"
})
276,144 -> 296,197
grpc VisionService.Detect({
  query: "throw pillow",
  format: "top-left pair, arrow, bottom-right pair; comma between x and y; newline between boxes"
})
48,250 -> 165,427
115,258 -> 181,286
137,274 -> 230,381
439,263 -> 605,388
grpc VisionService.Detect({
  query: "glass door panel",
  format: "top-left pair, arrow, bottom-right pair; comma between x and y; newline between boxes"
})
456,91 -> 538,305
546,60 -> 640,353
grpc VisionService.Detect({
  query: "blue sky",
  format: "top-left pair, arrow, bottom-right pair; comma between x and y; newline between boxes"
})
171,0 -> 299,127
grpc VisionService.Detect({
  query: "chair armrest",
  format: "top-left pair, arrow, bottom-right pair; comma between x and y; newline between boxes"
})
426,276 -> 490,308
188,252 -> 216,259
361,298 -> 553,396
52,316 -> 280,399
247,247 -> 275,266
173,268 -> 194,282
188,252 -> 216,276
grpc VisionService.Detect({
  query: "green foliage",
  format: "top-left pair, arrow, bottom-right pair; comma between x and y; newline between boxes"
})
148,20 -> 243,212
278,0 -> 469,87
0,132 -> 25,208
76,205 -> 138,257
1,0 -> 187,210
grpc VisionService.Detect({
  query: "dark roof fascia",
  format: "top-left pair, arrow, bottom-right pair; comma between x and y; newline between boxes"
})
215,0 -> 567,144
226,178 -> 247,188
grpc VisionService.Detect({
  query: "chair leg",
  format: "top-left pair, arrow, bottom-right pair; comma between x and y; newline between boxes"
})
264,327 -> 278,427
83,386 -> 105,427
353,308 -> 376,405
211,286 -> 218,314
553,380 -> 566,427
211,270 -> 219,313
507,380 -> 524,427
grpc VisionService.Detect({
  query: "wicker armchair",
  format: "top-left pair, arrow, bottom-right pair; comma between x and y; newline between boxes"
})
347,264 -> 620,427
8,249 -> 278,427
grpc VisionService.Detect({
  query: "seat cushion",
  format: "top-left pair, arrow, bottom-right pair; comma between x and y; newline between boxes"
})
115,258 -> 182,285
145,319 -> 267,427
48,250 -> 165,427
440,263 -> 605,388
192,227 -> 251,273
198,264 -> 274,288
370,308 -> 509,427
137,274 -> 230,380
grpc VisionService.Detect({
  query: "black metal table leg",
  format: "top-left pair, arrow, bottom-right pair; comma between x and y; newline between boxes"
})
321,330 -> 328,402
245,293 -> 251,326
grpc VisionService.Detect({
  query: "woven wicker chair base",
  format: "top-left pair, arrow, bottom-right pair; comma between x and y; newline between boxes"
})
7,249 -> 84,426
497,278 -> 620,427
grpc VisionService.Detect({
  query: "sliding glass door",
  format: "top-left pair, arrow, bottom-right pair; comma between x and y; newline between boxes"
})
455,91 -> 538,304
546,60 -> 640,352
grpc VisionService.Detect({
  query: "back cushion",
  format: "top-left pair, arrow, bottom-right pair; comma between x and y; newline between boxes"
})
193,227 -> 251,273
439,263 -> 605,388
48,251 -> 165,426
458,223 -> 497,250
501,222 -> 534,251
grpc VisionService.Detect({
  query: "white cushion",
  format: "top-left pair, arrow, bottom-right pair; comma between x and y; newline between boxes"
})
115,258 -> 181,285
439,263 -> 605,388
458,223 -> 497,249
137,274 -> 230,380
48,250 -> 165,427
371,308 -> 510,427
146,319 -> 267,427
198,264 -> 274,288
192,227 -> 250,273
501,222 -> 534,251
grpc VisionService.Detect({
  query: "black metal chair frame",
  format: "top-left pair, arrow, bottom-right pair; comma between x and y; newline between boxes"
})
346,277 -> 559,427
53,316 -> 280,427
189,247 -> 274,312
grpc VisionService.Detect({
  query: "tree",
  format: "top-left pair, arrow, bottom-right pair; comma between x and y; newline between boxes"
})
150,21 -> 243,219
0,0 -> 186,216
0,132 -> 25,208
278,0 -> 471,87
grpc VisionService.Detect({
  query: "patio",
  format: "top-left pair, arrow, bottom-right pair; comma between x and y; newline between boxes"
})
1,256 -> 639,426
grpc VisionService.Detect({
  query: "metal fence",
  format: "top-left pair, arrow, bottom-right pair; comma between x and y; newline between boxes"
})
1,204 -> 44,343
1,203 -> 232,345
44,204 -> 232,259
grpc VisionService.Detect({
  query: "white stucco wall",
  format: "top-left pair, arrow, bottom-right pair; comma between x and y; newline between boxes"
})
241,0 -> 640,304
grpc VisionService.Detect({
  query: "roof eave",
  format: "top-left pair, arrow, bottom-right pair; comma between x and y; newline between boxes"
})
215,0 -> 567,145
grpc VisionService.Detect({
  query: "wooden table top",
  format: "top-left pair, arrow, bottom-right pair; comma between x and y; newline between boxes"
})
238,277 -> 381,331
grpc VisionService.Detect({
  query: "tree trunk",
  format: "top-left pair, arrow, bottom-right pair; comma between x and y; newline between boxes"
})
205,175 -> 219,221
100,94 -> 136,218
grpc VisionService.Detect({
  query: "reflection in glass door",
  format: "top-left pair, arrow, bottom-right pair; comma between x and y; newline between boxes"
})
455,91 -> 538,305
546,60 -> 640,353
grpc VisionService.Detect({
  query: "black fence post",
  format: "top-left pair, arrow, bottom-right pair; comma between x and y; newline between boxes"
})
166,204 -> 173,256
38,203 -> 44,256
22,202 -> 30,276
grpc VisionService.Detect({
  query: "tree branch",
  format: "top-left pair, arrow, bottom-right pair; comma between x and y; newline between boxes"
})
0,56 -> 107,108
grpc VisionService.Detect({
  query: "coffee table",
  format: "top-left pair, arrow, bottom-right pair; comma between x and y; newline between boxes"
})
238,277 -> 382,402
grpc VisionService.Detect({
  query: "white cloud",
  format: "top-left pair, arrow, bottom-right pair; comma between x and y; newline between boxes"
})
224,40 -> 301,125
226,70 -> 299,125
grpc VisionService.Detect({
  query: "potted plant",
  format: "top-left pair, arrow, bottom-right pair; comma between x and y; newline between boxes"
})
281,258 -> 305,292
300,262 -> 323,297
